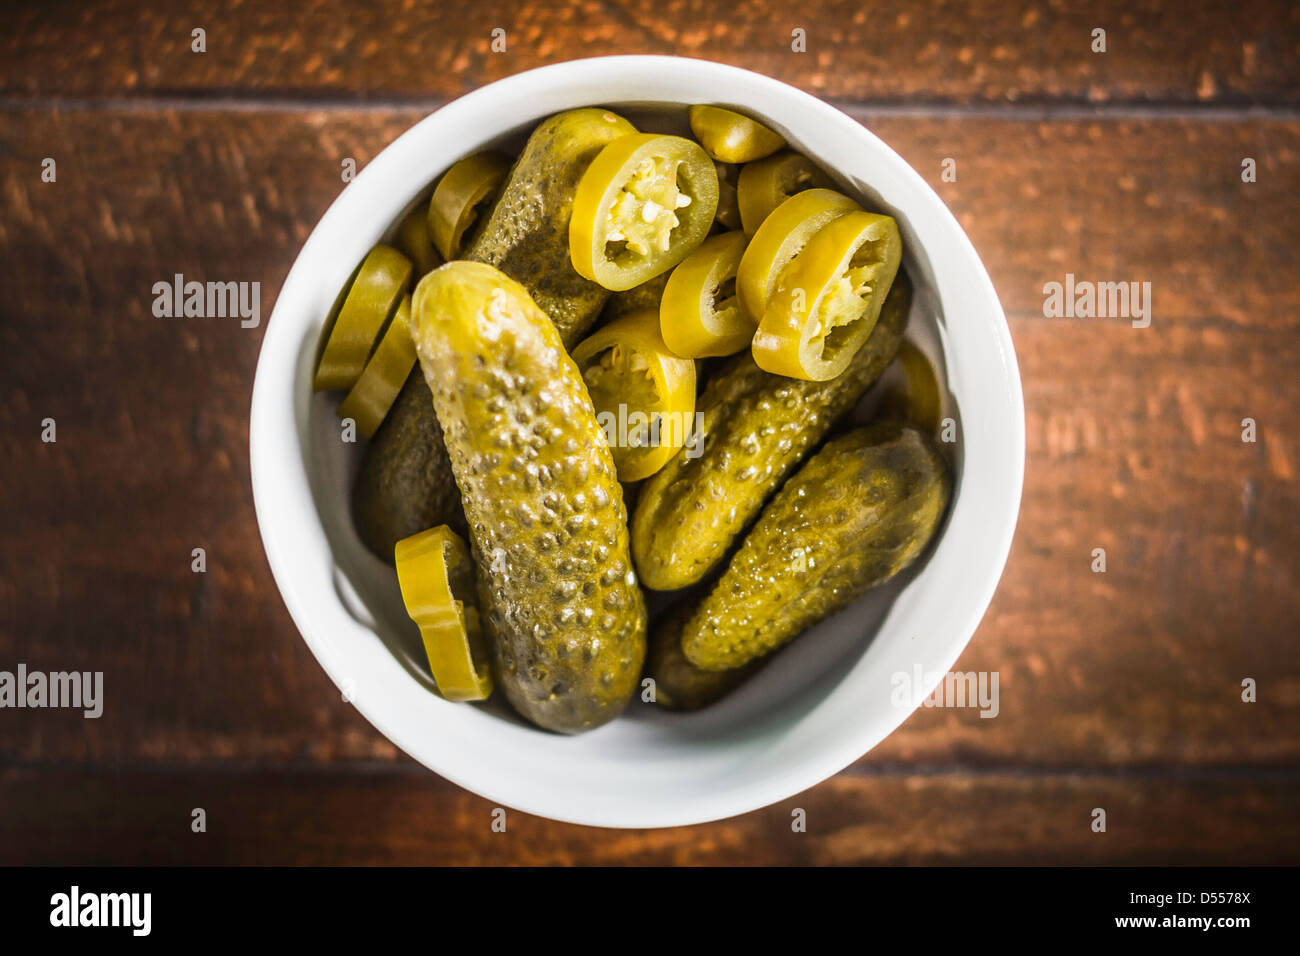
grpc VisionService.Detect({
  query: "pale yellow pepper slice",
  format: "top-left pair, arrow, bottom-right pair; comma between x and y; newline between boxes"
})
394,525 -> 493,703
735,188 -> 860,322
571,308 -> 697,482
736,150 -> 835,235
688,105 -> 786,164
878,339 -> 943,435
660,231 -> 753,358
752,210 -> 902,381
337,294 -> 417,439
396,201 -> 440,277
428,152 -> 510,261
313,244 -> 413,391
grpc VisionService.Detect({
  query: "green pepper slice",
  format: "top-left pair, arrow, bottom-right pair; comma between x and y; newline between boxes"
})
736,188 -> 860,322
753,210 -> 902,381
660,231 -> 752,358
688,105 -> 786,164
877,338 -> 942,435
337,293 -> 417,439
428,151 -> 510,261
396,201 -> 439,277
737,150 -> 835,235
395,524 -> 492,702
313,244 -> 413,391
571,308 -> 697,482
569,133 -> 718,292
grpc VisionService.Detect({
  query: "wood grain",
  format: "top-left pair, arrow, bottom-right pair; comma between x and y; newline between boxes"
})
3,1 -> 1298,105
0,108 -> 1296,773
0,765 -> 1293,865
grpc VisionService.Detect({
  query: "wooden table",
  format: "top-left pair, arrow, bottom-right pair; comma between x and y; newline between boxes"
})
2,0 -> 1297,865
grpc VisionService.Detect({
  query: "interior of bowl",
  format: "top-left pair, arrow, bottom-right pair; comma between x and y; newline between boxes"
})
253,57 -> 1022,828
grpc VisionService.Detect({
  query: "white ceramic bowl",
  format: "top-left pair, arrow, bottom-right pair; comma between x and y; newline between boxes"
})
250,56 -> 1024,828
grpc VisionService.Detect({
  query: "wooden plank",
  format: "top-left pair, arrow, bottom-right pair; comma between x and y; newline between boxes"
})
0,109 -> 1296,768
884,319 -> 1300,766
865,114 -> 1300,326
3,0 -> 1298,105
0,766 -> 1293,864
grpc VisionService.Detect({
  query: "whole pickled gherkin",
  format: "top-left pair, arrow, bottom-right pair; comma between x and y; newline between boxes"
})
683,422 -> 951,671
631,272 -> 912,592
646,602 -> 761,711
463,108 -> 637,344
353,370 -> 464,560
353,109 -> 637,560
411,260 -> 647,733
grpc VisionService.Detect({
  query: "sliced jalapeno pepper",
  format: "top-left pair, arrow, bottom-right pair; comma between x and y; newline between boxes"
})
571,308 -> 697,482
714,162 -> 743,232
737,150 -> 835,235
396,200 -> 439,277
428,151 -> 510,261
337,293 -> 417,439
877,338 -> 942,435
753,210 -> 902,381
736,188 -> 860,322
688,105 -> 786,164
569,133 -> 718,292
660,231 -> 752,358
313,244 -> 413,392
395,525 -> 493,702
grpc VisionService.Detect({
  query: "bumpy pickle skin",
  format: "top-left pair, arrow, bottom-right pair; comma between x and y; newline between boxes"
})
352,370 -> 466,561
353,110 -> 636,564
463,108 -> 637,345
410,261 -> 647,734
631,272 -> 913,592
683,422 -> 952,671
646,602 -> 761,711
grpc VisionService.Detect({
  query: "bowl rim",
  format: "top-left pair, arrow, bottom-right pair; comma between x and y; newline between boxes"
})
250,54 -> 1025,828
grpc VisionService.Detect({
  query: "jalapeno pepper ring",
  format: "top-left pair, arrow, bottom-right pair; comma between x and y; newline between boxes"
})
395,525 -> 493,702
752,210 -> 902,381
660,231 -> 753,358
737,150 -> 835,235
428,151 -> 510,261
313,244 -> 413,392
569,133 -> 718,292
688,105 -> 786,165
571,308 -> 697,482
337,293 -> 418,439
736,188 -> 860,322
396,201 -> 440,278
877,337 -> 943,435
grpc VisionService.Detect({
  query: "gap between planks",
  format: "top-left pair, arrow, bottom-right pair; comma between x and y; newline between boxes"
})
1,93 -> 1299,123
2,757 -> 1298,781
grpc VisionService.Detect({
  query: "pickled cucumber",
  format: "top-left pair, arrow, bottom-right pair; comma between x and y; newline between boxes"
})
352,371 -> 465,561
411,260 -> 647,733
631,273 -> 912,591
464,108 -> 637,345
646,602 -> 760,711
683,422 -> 951,671
353,109 -> 637,563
